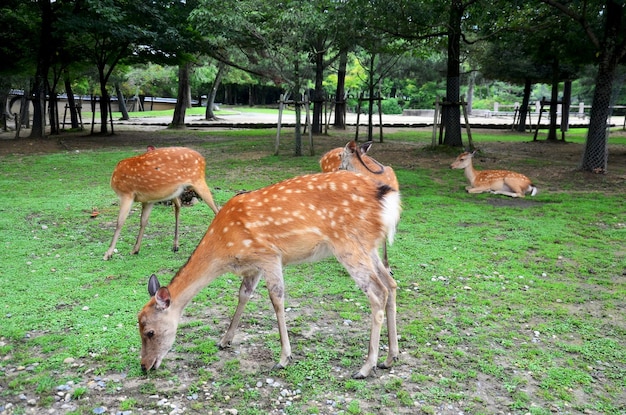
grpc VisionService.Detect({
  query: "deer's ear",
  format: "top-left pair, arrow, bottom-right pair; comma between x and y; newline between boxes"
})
360,142 -> 373,154
155,287 -> 171,310
148,274 -> 160,297
345,140 -> 357,154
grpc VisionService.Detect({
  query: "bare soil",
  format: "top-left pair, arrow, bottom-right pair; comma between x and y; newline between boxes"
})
2,125 -> 625,195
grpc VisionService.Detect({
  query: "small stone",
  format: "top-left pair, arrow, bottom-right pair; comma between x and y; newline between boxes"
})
64,357 -> 75,364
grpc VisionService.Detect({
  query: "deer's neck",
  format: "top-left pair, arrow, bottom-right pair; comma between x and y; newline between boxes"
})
166,240 -> 224,312
464,163 -> 478,185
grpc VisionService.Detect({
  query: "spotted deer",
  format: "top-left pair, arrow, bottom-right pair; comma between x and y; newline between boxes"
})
450,151 -> 538,197
319,141 -> 371,172
103,147 -> 220,260
320,141 -> 399,272
138,170 -> 401,379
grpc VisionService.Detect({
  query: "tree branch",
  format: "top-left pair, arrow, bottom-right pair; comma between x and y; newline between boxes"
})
540,0 -> 600,49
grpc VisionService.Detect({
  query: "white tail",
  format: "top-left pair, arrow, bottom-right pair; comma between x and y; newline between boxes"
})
320,141 -> 399,272
103,147 -> 220,260
138,171 -> 401,379
450,151 -> 537,197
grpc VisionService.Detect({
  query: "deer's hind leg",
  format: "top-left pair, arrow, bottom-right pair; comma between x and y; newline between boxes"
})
372,252 -> 398,370
336,247 -> 395,379
261,261 -> 293,370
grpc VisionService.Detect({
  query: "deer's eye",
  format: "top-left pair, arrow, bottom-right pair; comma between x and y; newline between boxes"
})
146,330 -> 155,339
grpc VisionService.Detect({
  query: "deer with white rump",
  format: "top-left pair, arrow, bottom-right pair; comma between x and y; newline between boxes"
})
138,170 -> 401,379
450,150 -> 537,197
320,140 -> 399,272
103,147 -> 220,260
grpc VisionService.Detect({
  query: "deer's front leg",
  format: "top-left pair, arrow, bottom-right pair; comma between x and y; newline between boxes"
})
467,186 -> 490,194
171,197 -> 182,252
132,202 -> 155,255
218,272 -> 262,349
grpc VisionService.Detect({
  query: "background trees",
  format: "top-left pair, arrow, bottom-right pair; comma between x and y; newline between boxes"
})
1,0 -> 624,171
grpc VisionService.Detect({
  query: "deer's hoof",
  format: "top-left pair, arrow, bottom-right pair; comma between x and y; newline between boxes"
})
351,370 -> 368,379
217,341 -> 232,350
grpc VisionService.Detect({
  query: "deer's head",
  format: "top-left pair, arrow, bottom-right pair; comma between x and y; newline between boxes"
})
138,275 -> 179,371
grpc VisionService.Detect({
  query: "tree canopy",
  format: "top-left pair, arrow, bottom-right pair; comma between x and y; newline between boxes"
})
1,0 -> 624,171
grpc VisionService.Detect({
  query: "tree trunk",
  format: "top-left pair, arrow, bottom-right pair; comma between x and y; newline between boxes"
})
64,74 -> 80,129
170,63 -> 191,129
30,0 -> 54,138
334,51 -> 348,129
442,0 -> 463,147
98,65 -> 110,135
48,88 -> 58,135
115,82 -> 130,120
293,60 -> 302,156
581,61 -> 613,172
205,61 -> 226,120
517,78 -> 532,132
312,48 -> 324,134
561,80 -> 572,136
546,59 -> 560,141
367,56 -> 376,142
466,71 -> 475,115
580,0 -> 625,173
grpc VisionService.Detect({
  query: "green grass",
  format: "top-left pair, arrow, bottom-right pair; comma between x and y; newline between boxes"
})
0,126 -> 625,414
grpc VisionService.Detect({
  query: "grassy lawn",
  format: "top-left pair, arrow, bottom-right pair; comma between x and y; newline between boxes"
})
0,125 -> 624,415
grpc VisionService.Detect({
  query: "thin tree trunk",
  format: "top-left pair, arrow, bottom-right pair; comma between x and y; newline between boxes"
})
334,51 -> 348,129
546,59 -> 559,141
205,62 -> 226,120
98,65 -> 110,135
115,82 -> 130,120
312,47 -> 324,134
367,55 -> 375,142
64,74 -> 80,129
293,60 -> 302,156
466,71 -> 475,115
170,63 -> 191,129
517,78 -> 532,132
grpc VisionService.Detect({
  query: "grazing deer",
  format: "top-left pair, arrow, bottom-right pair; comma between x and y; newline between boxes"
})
450,151 -> 538,197
103,147 -> 220,260
320,141 -> 399,272
138,171 -> 401,379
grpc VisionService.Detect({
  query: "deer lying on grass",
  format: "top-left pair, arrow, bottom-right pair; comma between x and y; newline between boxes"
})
138,170 -> 401,379
103,147 -> 220,260
450,150 -> 537,197
320,141 -> 399,272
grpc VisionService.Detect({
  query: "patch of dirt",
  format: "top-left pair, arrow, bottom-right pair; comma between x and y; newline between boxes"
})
2,126 -> 625,196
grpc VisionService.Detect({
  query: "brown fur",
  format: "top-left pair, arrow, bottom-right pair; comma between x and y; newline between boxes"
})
103,147 -> 219,260
450,151 -> 537,197
138,171 -> 401,379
